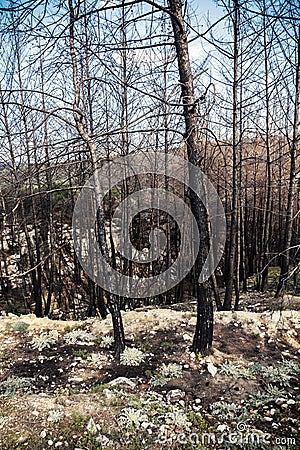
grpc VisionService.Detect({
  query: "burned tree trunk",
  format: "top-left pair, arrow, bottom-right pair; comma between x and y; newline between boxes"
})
68,0 -> 125,357
223,0 -> 240,310
168,0 -> 213,354
276,28 -> 300,297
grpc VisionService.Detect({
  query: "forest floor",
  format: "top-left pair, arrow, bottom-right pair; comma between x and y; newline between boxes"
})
0,293 -> 299,449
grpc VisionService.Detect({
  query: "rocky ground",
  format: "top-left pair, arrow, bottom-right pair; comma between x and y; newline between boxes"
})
0,295 -> 299,449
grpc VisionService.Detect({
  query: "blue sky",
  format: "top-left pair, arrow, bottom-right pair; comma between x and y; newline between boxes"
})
197,0 -> 224,22
0,0 -> 224,19
188,0 -> 228,61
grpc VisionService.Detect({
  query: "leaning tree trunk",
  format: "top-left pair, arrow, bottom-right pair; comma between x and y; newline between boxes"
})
168,0 -> 213,355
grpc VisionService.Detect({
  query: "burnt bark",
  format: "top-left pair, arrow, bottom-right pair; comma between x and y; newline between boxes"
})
223,0 -> 239,311
276,27 -> 300,297
68,0 -> 125,357
168,0 -> 213,355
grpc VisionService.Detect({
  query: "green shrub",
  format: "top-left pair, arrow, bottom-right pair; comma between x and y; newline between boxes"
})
0,376 -> 32,396
11,321 -> 30,333
73,349 -> 90,359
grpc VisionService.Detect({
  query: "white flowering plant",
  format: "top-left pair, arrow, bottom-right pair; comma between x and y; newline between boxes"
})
99,336 -> 114,349
150,362 -> 183,387
120,347 -> 145,366
64,329 -> 95,345
118,407 -> 148,429
31,330 -> 58,351
160,363 -> 183,378
162,407 -> 192,431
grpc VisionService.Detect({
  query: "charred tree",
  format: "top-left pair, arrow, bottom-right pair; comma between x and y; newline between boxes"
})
168,0 -> 213,355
